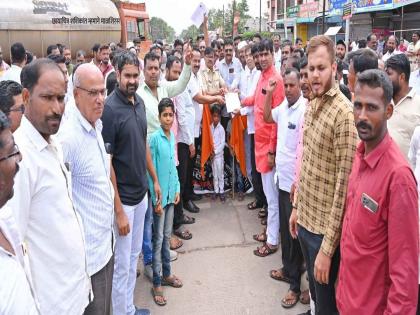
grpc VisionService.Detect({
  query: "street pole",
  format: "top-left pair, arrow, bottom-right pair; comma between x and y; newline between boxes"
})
345,18 -> 350,48
259,0 -> 262,33
322,0 -> 326,33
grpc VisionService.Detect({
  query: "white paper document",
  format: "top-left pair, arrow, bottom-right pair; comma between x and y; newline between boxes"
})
191,2 -> 207,27
225,92 -> 241,113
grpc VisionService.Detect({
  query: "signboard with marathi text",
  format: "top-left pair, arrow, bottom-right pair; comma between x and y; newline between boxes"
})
298,1 -> 319,18
287,5 -> 300,18
329,0 -> 347,15
342,2 -> 352,19
354,0 -> 393,13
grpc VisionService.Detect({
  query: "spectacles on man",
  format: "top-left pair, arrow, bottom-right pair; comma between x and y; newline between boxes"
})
8,104 -> 25,114
0,144 -> 20,163
76,86 -> 106,98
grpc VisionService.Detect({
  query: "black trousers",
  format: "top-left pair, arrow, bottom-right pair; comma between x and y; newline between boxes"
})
174,142 -> 190,230
279,189 -> 303,293
185,137 -> 200,200
250,134 -> 266,207
298,225 -> 340,315
83,255 -> 114,315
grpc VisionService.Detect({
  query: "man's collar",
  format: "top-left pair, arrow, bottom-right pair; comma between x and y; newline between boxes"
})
393,87 -> 416,106
288,95 -> 305,110
115,87 -> 139,106
357,132 -> 391,169
75,106 -> 99,133
20,116 -> 49,152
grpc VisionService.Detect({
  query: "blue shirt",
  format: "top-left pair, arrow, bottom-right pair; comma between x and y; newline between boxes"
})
148,127 -> 180,208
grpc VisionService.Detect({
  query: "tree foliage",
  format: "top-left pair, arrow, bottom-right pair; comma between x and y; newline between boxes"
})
179,25 -> 200,42
207,0 -> 251,36
149,16 -> 176,43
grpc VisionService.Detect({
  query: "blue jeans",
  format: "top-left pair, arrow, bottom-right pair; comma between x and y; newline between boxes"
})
142,198 -> 153,266
152,204 -> 174,287
232,158 -> 244,192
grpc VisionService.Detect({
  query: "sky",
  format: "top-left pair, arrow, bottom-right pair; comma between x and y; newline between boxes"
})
131,0 -> 264,34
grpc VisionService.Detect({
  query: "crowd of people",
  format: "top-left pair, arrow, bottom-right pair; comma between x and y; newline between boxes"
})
0,19 -> 419,315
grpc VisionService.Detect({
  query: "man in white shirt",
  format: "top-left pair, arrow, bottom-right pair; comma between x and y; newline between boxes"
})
386,53 -> 420,158
409,49 -> 420,95
58,64 -> 114,315
263,68 -> 306,309
218,39 -> 242,125
382,35 -> 401,63
273,34 -> 282,73
0,110 -> 39,314
0,42 -> 27,84
407,31 -> 420,72
238,45 -> 265,210
7,58 -> 91,315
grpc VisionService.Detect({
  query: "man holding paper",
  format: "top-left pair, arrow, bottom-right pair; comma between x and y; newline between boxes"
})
241,39 -> 285,257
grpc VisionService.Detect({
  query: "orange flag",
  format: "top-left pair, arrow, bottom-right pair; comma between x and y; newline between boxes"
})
229,115 -> 247,177
200,104 -> 214,177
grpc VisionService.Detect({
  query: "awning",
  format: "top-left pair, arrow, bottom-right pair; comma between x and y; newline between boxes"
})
324,26 -> 342,36
121,8 -> 149,19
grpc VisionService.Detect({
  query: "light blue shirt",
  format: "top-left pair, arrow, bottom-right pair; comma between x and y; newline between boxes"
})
148,127 -> 180,208
58,108 -> 114,276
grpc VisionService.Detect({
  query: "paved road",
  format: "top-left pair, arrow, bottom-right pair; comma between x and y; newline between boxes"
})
134,194 -> 311,315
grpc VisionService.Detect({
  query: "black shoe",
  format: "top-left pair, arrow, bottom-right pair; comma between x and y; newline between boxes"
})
184,200 -> 199,213
189,193 -> 202,201
297,311 -> 311,315
190,200 -> 200,211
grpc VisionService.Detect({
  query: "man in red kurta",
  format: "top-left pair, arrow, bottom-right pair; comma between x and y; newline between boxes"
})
241,39 -> 285,256
337,69 -> 419,315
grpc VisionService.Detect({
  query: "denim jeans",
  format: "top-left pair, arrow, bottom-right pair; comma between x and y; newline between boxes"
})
152,204 -> 174,287
297,225 -> 340,315
232,158 -> 244,193
142,198 -> 153,266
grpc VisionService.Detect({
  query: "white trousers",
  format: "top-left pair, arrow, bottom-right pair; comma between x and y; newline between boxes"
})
112,195 -> 148,315
261,169 -> 279,246
212,156 -> 224,194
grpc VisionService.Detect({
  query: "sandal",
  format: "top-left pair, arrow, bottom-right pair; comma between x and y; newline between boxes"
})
151,287 -> 166,306
170,236 -> 183,250
174,228 -> 192,240
253,231 -> 267,243
162,275 -> 183,288
281,290 -> 300,309
300,289 -> 310,304
269,268 -> 291,283
247,200 -> 261,210
180,214 -> 195,225
253,243 -> 278,257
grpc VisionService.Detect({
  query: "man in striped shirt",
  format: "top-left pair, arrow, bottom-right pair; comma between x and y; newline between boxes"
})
59,63 -> 114,315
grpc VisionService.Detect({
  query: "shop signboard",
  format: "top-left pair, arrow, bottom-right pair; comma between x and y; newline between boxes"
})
354,0 -> 393,13
287,5 -> 299,18
298,1 -> 319,18
329,0 -> 347,15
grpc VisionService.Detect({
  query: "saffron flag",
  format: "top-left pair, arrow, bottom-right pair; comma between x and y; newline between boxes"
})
200,104 -> 214,177
229,114 -> 247,177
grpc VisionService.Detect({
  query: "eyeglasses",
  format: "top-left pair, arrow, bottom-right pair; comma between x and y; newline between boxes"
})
76,86 -> 106,98
7,104 -> 25,114
199,46 -> 206,49
0,144 -> 20,163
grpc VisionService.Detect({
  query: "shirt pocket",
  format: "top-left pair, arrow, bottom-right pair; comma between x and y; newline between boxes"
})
285,121 -> 299,151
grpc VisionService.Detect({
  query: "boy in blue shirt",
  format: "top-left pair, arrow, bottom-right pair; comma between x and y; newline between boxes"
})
148,98 -> 182,306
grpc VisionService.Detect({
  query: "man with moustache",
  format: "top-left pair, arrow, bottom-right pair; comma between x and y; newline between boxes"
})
102,51 -> 161,315
386,54 -> 420,158
0,110 -> 39,314
238,45 -> 266,212
186,48 -> 225,207
337,69 -> 418,315
289,35 -> 358,314
218,39 -> 242,127
97,44 -> 113,78
136,48 -> 193,263
58,64 -> 114,315
382,35 -> 401,63
263,68 -> 306,309
241,39 -> 285,257
7,58 -> 91,315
